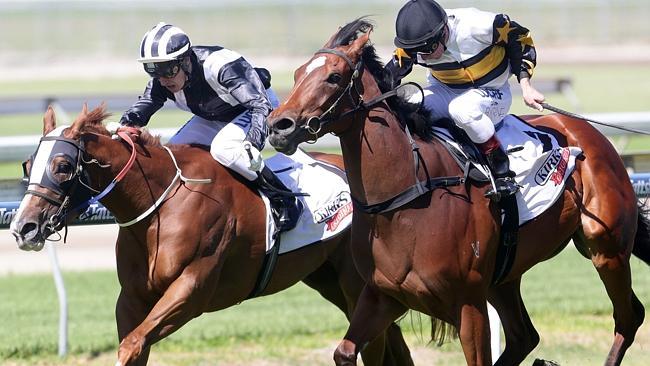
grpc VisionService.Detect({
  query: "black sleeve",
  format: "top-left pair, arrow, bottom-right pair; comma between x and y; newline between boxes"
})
492,14 -> 537,81
381,50 -> 415,91
119,79 -> 169,127
219,59 -> 273,150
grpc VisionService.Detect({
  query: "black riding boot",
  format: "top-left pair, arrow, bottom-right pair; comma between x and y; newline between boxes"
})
479,136 -> 519,200
257,166 -> 303,232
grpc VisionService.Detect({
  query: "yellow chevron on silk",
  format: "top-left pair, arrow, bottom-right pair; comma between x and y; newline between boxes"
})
429,46 -> 506,85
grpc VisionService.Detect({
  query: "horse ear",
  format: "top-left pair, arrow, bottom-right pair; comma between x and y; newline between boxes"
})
350,31 -> 371,55
43,105 -> 57,136
68,102 -> 89,138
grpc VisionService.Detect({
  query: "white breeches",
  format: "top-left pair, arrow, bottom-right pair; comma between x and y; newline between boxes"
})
422,75 -> 512,143
168,88 -> 279,181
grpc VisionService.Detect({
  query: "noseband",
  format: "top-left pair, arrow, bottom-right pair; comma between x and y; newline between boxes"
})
303,48 -> 365,141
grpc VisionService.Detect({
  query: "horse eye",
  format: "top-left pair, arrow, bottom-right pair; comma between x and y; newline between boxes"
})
55,162 -> 73,175
327,73 -> 342,84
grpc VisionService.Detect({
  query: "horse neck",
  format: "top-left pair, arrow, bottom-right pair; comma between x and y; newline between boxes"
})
338,70 -> 432,204
83,134 -> 177,223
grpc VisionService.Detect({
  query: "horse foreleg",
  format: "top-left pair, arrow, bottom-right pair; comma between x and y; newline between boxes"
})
458,298 -> 492,366
116,274 -> 206,366
115,289 -> 152,366
333,284 -> 407,366
487,278 -> 539,365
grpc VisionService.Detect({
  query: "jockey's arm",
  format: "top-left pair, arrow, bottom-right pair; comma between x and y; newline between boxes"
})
218,59 -> 273,150
119,79 -> 168,127
382,49 -> 414,90
492,13 -> 545,111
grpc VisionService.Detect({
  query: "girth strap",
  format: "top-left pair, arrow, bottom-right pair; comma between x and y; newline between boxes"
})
352,176 -> 464,214
352,123 -> 465,215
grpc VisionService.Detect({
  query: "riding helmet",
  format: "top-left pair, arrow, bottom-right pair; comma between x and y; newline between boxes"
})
138,22 -> 191,63
394,0 -> 448,49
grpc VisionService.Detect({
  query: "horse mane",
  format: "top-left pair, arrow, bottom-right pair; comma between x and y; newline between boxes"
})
329,18 -> 435,142
74,105 -> 163,147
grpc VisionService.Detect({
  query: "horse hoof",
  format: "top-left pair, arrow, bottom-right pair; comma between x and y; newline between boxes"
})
333,339 -> 357,365
533,359 -> 560,366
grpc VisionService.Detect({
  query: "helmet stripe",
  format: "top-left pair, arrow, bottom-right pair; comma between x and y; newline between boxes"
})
141,22 -> 167,59
157,28 -> 183,58
150,24 -> 172,58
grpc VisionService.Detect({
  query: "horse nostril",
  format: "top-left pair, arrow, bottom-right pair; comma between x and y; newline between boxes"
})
20,222 -> 38,237
274,117 -> 296,132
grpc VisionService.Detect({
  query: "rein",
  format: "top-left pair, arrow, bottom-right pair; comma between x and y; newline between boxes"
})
117,145 -> 212,227
306,47 -> 465,214
26,128 -> 212,237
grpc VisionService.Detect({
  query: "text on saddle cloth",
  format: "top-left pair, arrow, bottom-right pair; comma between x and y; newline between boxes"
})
259,149 -> 353,254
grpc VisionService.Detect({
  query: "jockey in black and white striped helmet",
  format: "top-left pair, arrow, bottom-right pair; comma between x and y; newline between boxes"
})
138,22 -> 191,79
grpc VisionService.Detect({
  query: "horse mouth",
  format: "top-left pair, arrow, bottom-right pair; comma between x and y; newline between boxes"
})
14,231 -> 47,252
11,221 -> 51,252
268,132 -> 299,155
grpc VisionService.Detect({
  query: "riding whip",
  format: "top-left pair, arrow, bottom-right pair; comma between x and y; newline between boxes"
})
541,102 -> 650,136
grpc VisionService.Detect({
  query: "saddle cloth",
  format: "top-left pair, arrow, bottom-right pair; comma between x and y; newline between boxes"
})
260,149 -> 353,254
434,115 -> 583,225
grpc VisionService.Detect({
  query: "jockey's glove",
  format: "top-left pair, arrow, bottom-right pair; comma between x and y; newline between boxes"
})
244,113 -> 269,151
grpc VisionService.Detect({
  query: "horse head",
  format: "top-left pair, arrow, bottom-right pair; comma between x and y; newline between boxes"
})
10,104 -> 112,251
268,19 -> 375,154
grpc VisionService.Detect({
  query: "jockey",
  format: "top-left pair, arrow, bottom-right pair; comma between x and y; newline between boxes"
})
383,0 -> 546,198
120,22 -> 302,231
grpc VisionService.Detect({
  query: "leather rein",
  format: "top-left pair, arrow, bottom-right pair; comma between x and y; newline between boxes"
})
302,47 -> 464,214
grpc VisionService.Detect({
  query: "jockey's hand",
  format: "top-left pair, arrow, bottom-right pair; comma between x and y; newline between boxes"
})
520,77 -> 545,112
106,122 -> 140,142
243,141 -> 264,173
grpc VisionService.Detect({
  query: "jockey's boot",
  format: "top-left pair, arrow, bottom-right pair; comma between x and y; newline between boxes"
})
257,166 -> 303,232
478,135 -> 519,200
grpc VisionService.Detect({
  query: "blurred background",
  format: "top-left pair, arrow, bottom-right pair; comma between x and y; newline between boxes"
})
1,1 -> 649,365
1,0 -> 649,171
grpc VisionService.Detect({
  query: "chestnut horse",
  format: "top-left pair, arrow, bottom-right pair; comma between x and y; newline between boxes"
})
267,19 -> 650,366
9,105 -> 414,366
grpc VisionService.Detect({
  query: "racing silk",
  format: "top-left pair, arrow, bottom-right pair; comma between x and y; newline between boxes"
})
389,8 -> 537,89
120,46 -> 272,148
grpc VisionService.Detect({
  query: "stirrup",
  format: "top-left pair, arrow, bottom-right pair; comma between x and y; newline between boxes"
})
485,177 -> 519,201
273,197 -> 304,232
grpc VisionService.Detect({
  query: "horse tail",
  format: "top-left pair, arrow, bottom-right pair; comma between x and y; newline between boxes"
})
430,317 -> 458,346
399,312 -> 457,346
633,203 -> 650,265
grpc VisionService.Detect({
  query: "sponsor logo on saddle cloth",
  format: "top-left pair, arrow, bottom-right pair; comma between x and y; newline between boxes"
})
534,147 -> 571,186
259,149 -> 353,254
434,115 -> 583,225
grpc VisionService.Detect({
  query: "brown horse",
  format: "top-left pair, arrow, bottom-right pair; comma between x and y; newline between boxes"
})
267,19 -> 650,366
9,104 -> 415,366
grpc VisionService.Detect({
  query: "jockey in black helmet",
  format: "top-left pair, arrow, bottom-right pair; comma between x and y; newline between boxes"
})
120,22 -> 302,232
384,0 -> 545,199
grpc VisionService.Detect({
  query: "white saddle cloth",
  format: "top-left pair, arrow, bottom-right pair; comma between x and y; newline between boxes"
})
261,149 -> 353,254
434,115 -> 583,225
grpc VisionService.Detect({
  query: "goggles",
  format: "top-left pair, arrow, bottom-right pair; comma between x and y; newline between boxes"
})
143,60 -> 182,78
404,29 -> 446,57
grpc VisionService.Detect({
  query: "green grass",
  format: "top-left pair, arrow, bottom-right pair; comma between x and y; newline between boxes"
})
0,248 -> 648,365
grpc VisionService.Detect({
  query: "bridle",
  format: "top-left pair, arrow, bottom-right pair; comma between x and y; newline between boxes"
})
23,130 -> 137,237
302,48 -> 366,142
23,128 -> 212,239
302,47 -> 416,143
